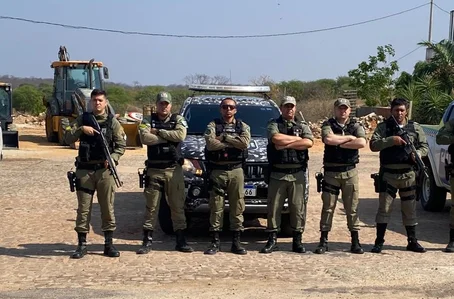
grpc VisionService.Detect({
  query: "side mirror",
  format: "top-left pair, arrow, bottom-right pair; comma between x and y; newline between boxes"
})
103,67 -> 110,79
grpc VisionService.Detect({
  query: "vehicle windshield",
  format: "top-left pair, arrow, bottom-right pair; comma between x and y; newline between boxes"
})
183,104 -> 280,137
66,66 -> 102,91
0,88 -> 11,120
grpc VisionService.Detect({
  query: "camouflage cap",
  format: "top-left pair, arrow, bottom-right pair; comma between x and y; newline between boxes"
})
334,98 -> 351,108
281,96 -> 296,106
156,91 -> 172,104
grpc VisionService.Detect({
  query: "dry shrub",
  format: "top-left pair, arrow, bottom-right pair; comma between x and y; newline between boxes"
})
297,98 -> 333,123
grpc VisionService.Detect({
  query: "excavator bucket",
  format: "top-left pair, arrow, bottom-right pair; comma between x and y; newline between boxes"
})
2,129 -> 19,148
118,111 -> 143,148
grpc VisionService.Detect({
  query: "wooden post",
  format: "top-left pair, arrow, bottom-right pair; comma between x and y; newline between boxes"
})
408,101 -> 413,120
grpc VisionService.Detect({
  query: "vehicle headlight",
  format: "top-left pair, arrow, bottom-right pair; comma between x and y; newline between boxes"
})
182,159 -> 203,176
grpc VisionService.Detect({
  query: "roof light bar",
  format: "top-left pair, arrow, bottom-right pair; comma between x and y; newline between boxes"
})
188,84 -> 270,93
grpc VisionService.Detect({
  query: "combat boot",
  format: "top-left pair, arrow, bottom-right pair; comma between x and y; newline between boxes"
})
314,231 -> 329,254
136,229 -> 153,254
204,232 -> 221,255
231,231 -> 247,255
350,231 -> 364,254
371,223 -> 387,253
405,225 -> 426,253
103,231 -> 120,257
445,229 -> 454,252
175,229 -> 194,253
71,232 -> 87,259
260,232 -> 278,254
292,231 -> 306,253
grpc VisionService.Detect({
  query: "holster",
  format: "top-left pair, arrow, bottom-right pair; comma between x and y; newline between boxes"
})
67,171 -> 76,192
138,168 -> 149,188
315,172 -> 324,193
371,171 -> 386,193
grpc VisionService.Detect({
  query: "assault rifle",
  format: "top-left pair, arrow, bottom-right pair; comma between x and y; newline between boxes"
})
390,115 -> 429,180
90,114 -> 123,188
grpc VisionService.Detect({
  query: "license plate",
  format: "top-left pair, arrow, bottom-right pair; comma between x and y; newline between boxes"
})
244,185 -> 256,197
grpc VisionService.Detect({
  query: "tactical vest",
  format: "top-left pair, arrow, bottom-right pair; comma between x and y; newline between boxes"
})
204,118 -> 248,163
146,113 -> 182,164
266,116 -> 309,166
78,112 -> 114,162
380,118 -> 417,165
323,118 -> 360,165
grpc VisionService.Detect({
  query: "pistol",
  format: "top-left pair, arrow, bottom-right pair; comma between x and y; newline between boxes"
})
138,168 -> 147,188
315,172 -> 324,193
370,173 -> 380,193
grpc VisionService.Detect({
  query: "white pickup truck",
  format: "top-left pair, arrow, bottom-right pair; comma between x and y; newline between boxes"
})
418,102 -> 454,211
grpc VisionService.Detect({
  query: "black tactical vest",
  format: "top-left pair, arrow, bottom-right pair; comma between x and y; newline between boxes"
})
78,112 -> 114,162
146,113 -> 182,163
380,118 -> 417,165
323,118 -> 360,165
204,118 -> 248,163
266,116 -> 309,166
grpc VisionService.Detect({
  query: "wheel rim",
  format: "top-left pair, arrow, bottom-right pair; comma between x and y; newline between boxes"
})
421,174 -> 431,206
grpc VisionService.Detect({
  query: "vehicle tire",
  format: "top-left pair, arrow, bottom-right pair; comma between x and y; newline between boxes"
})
419,161 -> 447,212
45,108 -> 58,143
278,214 -> 293,237
158,195 -> 174,235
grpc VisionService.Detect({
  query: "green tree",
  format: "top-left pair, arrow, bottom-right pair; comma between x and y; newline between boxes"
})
348,44 -> 399,106
12,84 -> 44,115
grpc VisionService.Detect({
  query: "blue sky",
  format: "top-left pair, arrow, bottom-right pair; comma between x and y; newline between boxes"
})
0,0 -> 452,86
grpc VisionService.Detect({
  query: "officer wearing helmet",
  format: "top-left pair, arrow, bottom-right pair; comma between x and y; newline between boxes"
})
136,91 -> 193,254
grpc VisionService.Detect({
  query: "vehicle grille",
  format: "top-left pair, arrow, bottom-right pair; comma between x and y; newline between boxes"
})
245,163 -> 268,181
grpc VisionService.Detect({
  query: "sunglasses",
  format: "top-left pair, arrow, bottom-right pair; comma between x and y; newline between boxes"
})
221,104 -> 236,110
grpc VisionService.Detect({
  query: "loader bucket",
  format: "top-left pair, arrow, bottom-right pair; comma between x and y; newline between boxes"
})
2,130 -> 19,148
121,123 -> 142,148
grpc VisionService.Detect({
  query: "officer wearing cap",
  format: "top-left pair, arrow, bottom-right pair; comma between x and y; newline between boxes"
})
314,98 -> 366,254
369,97 -> 428,253
136,91 -> 193,254
260,96 -> 313,254
203,97 -> 251,255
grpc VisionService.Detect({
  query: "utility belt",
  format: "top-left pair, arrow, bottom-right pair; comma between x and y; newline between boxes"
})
380,167 -> 413,174
271,165 -> 306,174
323,164 -> 356,172
208,162 -> 243,171
76,162 -> 106,171
145,159 -> 182,169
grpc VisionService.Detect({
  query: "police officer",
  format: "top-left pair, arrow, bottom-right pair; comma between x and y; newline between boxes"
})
203,97 -> 251,255
64,89 -> 126,259
314,98 -> 366,254
136,91 -> 193,254
369,97 -> 428,253
435,119 -> 454,252
260,96 -> 313,254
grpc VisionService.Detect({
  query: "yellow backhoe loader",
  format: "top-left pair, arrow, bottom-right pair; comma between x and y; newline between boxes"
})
0,82 -> 19,156
42,46 -> 142,148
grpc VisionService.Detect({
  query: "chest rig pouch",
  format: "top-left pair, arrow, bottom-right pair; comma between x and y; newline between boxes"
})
78,112 -> 114,162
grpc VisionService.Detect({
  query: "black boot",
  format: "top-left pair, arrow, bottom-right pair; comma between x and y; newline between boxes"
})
260,232 -> 278,254
136,230 -> 153,254
71,232 -> 87,259
175,229 -> 194,253
371,223 -> 387,253
314,231 -> 329,254
350,231 -> 364,254
405,225 -> 426,253
103,231 -> 120,257
231,231 -> 247,255
445,229 -> 454,252
292,231 -> 306,253
204,232 -> 221,255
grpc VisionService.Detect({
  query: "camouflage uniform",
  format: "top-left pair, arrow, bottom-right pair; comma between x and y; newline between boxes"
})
203,118 -> 251,255
64,111 -> 126,259
260,111 -> 313,254
369,117 -> 428,253
314,114 -> 366,254
136,92 -> 193,254
435,118 -> 454,252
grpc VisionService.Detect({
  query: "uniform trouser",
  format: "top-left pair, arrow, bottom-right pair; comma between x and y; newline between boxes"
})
449,177 -> 454,229
208,167 -> 245,232
375,170 -> 417,226
142,165 -> 186,231
320,168 -> 360,232
74,168 -> 116,233
266,171 -> 307,233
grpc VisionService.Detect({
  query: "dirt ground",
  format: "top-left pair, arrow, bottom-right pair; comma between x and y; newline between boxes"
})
1,124 -> 454,299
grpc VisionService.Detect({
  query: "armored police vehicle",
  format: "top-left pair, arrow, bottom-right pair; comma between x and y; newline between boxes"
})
157,84 -> 307,236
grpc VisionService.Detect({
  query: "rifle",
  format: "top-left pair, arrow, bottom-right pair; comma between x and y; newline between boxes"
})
298,111 -> 307,123
390,115 -> 429,180
90,114 -> 123,188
